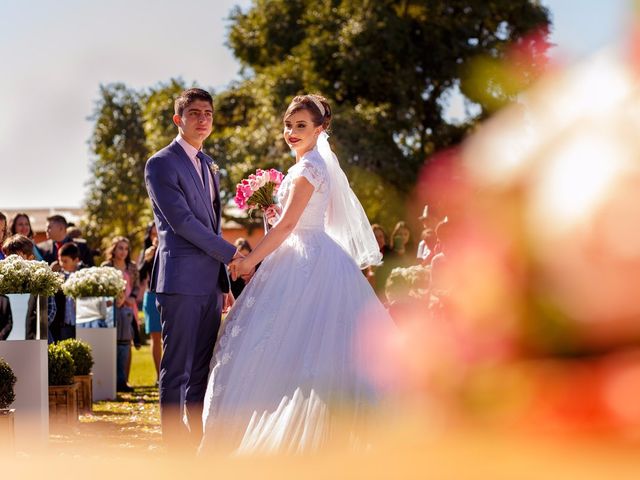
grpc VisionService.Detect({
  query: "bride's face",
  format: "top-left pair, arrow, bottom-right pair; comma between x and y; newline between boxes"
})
283,109 -> 321,156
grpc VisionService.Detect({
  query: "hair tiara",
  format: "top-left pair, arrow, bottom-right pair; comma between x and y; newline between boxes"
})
308,96 -> 325,117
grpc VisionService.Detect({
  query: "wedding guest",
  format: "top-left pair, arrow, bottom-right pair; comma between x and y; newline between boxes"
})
103,236 -> 139,317
0,212 -> 7,260
372,224 -> 390,256
390,221 -> 413,262
49,243 -> 84,343
38,215 -> 94,266
2,234 -> 57,341
9,212 -> 43,260
370,223 -> 390,295
0,295 -> 12,341
375,221 -> 414,304
9,213 -> 32,237
430,220 -> 452,296
418,204 -> 447,231
68,224 -> 100,260
102,236 -> 140,384
138,222 -> 161,384
66,225 -> 82,240
115,293 -> 141,393
416,228 -> 437,265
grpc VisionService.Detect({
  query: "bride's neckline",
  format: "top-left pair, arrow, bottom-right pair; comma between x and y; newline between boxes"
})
289,144 -> 319,171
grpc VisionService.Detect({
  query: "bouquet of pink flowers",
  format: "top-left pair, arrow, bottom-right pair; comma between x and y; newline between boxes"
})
234,168 -> 285,228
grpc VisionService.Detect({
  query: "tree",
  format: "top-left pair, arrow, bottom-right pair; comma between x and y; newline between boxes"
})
142,78 -> 188,154
83,83 -> 150,253
215,0 -> 550,228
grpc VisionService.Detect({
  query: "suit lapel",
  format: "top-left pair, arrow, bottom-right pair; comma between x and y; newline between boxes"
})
170,141 -> 216,228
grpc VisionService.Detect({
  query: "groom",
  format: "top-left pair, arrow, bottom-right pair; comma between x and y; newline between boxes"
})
144,88 -> 238,450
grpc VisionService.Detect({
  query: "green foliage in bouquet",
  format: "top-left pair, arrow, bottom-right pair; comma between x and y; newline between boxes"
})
0,255 -> 63,296
62,266 -> 126,299
58,339 -> 94,376
0,357 -> 17,410
48,343 -> 75,386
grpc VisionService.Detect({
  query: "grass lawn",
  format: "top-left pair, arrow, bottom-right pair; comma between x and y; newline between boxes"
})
49,344 -> 162,453
129,343 -> 158,387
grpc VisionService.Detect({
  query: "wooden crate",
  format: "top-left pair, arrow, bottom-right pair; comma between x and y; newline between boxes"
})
48,383 -> 79,424
74,375 -> 93,414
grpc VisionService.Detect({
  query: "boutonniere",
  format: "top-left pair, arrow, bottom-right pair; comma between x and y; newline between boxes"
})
208,160 -> 220,175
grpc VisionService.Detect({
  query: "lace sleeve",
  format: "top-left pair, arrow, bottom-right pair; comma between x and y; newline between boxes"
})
292,158 -> 326,191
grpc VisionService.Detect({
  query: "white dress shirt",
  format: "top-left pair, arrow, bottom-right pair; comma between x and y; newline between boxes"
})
176,134 -> 214,202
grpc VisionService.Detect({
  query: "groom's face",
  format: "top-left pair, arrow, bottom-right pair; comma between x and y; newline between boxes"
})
173,100 -> 213,148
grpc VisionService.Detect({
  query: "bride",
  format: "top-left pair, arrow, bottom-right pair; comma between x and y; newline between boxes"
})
199,94 -> 395,454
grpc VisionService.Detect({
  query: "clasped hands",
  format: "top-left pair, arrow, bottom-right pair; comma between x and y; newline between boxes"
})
228,249 -> 255,282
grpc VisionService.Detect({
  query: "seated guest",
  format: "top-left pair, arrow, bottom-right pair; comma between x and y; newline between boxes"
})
38,215 -> 94,266
10,212 -> 43,260
0,295 -> 12,341
2,234 -> 57,341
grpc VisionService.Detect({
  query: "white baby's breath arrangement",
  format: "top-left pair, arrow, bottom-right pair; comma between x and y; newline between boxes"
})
387,265 -> 430,299
62,266 -> 126,299
0,254 -> 64,296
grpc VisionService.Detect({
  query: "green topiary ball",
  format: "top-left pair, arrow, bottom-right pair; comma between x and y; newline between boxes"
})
0,357 -> 17,410
58,339 -> 94,376
48,343 -> 75,386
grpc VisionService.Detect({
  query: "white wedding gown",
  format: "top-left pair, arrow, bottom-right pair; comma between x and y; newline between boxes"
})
199,147 -> 395,454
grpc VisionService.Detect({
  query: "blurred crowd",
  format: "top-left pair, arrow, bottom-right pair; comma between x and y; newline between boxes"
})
367,204 -> 448,325
0,211 -> 156,392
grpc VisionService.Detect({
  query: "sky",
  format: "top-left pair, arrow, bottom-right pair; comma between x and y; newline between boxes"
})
0,0 -> 631,210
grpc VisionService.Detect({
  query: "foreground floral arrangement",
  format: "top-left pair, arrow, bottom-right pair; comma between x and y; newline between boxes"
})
0,254 -> 63,296
62,266 -> 126,299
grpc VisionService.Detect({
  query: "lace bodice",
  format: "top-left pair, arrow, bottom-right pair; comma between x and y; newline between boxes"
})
277,148 -> 330,230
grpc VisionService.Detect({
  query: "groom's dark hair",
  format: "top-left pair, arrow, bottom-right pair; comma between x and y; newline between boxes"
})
174,88 -> 214,116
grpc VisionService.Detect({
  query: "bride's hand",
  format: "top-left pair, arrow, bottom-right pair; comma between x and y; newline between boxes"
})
264,204 -> 281,225
235,258 -> 254,280
229,257 -> 254,281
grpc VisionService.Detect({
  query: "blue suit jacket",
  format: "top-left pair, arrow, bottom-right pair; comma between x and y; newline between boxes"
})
144,140 -> 236,295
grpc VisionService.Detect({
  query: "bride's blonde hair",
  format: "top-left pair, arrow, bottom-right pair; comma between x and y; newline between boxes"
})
284,94 -> 332,130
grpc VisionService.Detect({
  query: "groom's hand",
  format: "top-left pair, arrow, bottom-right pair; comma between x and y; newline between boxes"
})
228,258 -> 240,281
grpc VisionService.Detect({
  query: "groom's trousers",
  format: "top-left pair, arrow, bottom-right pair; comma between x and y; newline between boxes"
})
156,291 -> 223,450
